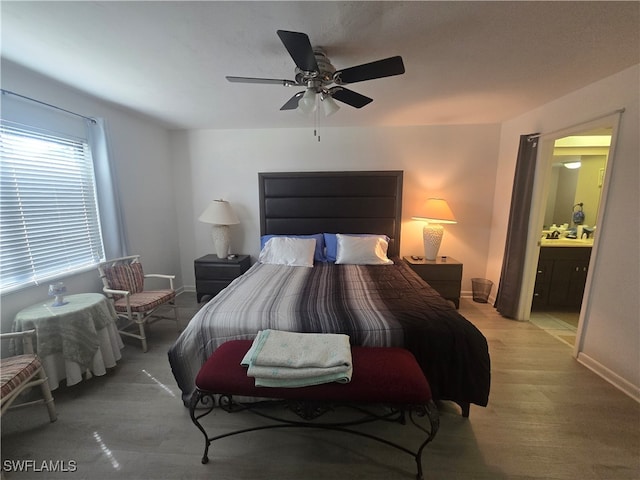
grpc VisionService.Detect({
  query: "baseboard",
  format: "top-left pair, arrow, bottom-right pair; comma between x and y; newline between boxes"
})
461,291 -> 496,306
177,286 -> 196,294
577,352 -> 640,403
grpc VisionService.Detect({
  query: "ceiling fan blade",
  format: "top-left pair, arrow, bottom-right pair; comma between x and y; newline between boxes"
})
280,91 -> 305,110
329,87 -> 373,109
276,30 -> 319,72
334,56 -> 405,84
226,76 -> 298,86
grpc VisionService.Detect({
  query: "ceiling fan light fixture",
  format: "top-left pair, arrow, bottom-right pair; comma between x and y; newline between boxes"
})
321,94 -> 340,116
297,88 -> 317,114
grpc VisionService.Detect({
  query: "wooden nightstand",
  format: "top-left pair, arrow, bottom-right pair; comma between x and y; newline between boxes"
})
404,256 -> 463,308
194,254 -> 251,302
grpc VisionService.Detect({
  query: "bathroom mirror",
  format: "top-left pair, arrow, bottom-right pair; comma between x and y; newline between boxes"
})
543,130 -> 611,230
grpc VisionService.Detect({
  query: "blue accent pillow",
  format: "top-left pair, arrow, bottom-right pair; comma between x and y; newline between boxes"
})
260,234 -> 326,262
323,233 -> 390,262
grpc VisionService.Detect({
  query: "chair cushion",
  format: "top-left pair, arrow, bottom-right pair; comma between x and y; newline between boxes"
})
196,340 -> 432,405
103,262 -> 145,298
1,354 -> 41,399
113,289 -> 175,313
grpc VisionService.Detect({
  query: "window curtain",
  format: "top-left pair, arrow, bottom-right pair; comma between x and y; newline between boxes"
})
494,134 -> 538,319
86,118 -> 128,259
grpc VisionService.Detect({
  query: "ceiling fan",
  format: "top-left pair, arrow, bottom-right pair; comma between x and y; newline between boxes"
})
226,30 -> 405,115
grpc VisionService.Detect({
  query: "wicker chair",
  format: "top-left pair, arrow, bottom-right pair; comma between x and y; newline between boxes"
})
1,329 -> 57,422
98,255 -> 179,352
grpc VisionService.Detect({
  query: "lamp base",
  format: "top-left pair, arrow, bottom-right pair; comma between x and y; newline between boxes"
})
423,224 -> 444,261
211,225 -> 231,259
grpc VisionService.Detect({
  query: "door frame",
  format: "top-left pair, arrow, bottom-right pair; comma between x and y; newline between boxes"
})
517,113 -> 622,355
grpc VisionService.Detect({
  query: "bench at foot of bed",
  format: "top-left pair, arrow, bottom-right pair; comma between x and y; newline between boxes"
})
189,340 -> 440,480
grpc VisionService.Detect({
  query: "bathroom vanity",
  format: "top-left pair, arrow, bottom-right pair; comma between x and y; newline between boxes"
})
532,240 -> 593,310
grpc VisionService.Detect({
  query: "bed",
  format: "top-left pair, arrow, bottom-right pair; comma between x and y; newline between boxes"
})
168,171 -> 490,415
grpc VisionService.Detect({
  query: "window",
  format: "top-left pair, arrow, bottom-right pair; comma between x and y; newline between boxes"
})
0,120 -> 105,293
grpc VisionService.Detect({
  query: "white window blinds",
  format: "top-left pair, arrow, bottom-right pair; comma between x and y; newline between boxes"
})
0,120 -> 105,292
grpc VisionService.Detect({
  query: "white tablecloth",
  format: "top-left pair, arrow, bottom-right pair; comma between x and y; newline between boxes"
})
13,293 -> 124,390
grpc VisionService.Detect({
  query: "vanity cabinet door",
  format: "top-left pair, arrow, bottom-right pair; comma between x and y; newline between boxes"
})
532,259 -> 553,308
547,260 -> 576,307
547,258 -> 590,308
533,247 -> 591,311
566,262 -> 589,307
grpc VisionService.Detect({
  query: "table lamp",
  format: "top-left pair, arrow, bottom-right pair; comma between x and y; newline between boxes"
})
198,199 -> 240,259
412,198 -> 457,260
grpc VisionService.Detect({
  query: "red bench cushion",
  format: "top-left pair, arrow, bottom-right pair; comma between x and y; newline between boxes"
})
195,340 -> 432,405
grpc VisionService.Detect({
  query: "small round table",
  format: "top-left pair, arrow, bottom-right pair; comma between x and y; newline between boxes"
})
13,293 -> 124,389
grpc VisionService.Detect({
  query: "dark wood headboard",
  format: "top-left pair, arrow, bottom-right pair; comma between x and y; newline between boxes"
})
258,171 -> 403,257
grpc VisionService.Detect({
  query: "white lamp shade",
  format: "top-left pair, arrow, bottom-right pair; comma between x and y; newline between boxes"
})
198,200 -> 239,225
411,198 -> 457,224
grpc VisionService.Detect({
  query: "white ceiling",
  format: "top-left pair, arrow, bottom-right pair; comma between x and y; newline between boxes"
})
2,1 -> 638,130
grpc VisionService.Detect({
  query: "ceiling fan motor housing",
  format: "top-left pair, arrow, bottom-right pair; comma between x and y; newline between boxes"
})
295,48 -> 335,89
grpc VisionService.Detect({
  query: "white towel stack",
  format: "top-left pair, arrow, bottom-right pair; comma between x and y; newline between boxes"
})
241,330 -> 353,388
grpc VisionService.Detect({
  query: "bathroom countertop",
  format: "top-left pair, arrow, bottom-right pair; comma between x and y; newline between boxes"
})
540,238 -> 594,247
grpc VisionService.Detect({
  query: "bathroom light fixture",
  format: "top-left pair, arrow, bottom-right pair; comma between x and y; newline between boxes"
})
412,198 -> 457,260
198,199 -> 240,258
563,161 -> 582,169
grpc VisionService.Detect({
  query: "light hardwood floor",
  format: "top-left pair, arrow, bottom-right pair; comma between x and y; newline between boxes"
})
2,293 -> 638,479
530,310 -> 580,347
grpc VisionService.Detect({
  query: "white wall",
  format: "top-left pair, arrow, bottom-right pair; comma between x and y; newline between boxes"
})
487,65 -> 640,398
0,61 -> 182,332
170,124 -> 501,294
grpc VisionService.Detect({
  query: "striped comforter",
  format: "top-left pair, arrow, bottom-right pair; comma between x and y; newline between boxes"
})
168,259 -> 490,407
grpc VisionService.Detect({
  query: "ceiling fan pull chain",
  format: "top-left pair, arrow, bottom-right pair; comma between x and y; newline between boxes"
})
315,93 -> 320,142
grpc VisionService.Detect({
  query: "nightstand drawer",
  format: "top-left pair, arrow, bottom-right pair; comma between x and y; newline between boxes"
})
403,256 -> 463,309
424,280 -> 461,298
194,254 -> 251,302
409,264 -> 462,281
195,279 -> 233,296
195,263 -> 244,280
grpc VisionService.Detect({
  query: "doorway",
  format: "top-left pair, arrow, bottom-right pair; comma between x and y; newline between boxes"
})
518,112 -> 621,354
529,128 -> 612,346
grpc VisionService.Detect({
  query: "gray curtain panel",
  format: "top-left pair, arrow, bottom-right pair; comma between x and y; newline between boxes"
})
495,134 -> 539,318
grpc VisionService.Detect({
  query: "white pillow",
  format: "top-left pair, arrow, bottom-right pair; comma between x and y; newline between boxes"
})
258,237 -> 316,267
335,234 -> 393,265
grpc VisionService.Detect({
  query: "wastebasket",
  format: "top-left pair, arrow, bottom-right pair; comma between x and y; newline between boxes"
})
471,278 -> 493,303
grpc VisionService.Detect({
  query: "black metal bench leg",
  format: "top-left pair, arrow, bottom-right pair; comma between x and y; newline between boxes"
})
189,390 -> 215,464
189,393 -> 440,478
412,400 -> 440,480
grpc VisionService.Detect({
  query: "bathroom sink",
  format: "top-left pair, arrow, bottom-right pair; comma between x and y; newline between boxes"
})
540,238 -> 594,247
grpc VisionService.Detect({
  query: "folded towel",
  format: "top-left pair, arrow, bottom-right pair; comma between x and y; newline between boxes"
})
243,330 -> 352,369
241,329 -> 353,387
247,363 -> 352,380
253,366 -> 353,388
